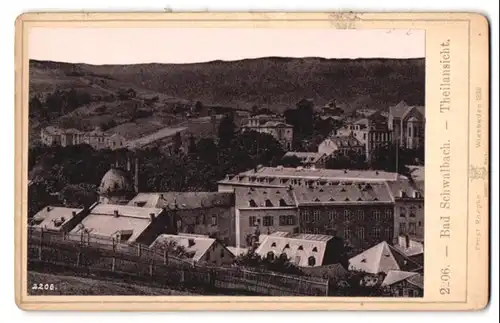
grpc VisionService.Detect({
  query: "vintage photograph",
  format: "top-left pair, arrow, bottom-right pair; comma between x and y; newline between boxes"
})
26,27 -> 426,298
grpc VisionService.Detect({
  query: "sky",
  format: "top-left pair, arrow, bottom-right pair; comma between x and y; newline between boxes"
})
29,28 -> 425,65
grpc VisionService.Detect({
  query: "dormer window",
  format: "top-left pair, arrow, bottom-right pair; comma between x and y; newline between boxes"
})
312,247 -> 318,252
279,199 -> 287,207
249,199 -> 257,207
265,199 -> 273,207
271,242 -> 277,247
283,244 -> 290,250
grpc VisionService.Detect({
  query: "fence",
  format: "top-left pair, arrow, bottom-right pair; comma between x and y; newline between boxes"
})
27,227 -> 329,296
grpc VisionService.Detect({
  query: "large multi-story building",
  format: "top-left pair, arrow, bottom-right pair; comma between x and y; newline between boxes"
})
241,115 -> 294,150
41,126 -> 127,150
218,166 -> 423,251
234,186 -> 298,248
317,135 -> 365,157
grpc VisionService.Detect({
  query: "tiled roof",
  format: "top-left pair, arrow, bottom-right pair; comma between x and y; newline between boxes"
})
69,203 -> 164,242
31,206 -> 84,230
386,179 -> 424,199
395,236 -> 424,257
221,166 -> 404,183
406,272 -> 424,289
389,101 -> 425,119
293,183 -> 393,205
381,270 -> 421,287
255,232 -> 334,267
150,234 -> 220,262
234,187 -> 296,209
128,192 -> 234,210
348,241 -> 422,274
408,165 -> 425,182
325,135 -> 363,148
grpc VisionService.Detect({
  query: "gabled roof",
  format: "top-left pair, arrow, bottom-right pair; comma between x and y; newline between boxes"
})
323,135 -> 363,148
389,101 -> 425,120
255,232 -> 334,267
381,270 -> 422,288
128,192 -> 234,210
150,234 -> 234,262
293,183 -> 393,205
348,241 -> 422,274
234,187 -> 296,209
69,203 -> 163,242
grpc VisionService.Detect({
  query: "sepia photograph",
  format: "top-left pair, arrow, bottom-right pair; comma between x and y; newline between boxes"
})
25,25 -> 428,298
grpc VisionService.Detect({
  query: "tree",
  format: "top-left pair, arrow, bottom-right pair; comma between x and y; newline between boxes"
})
29,96 -> 44,119
325,150 -> 368,170
370,143 -> 411,175
218,112 -> 236,146
280,155 -> 303,168
59,183 -> 98,208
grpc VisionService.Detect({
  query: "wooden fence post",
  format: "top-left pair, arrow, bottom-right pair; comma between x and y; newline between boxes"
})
149,261 -> 154,277
137,244 -> 141,257
111,257 -> 116,272
325,279 -> 330,297
163,249 -> 168,265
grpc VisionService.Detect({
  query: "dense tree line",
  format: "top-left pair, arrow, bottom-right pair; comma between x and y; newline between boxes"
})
29,89 -> 92,122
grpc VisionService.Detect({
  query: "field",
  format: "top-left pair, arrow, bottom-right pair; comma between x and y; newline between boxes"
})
28,271 -> 196,296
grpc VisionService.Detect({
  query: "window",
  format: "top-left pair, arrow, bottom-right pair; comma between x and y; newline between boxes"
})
418,221 -> 422,227
373,210 -> 381,221
249,199 -> 257,207
249,216 -> 257,227
328,210 -> 335,222
279,199 -> 288,207
313,228 -> 320,234
313,210 -> 320,223
211,215 -> 218,226
357,209 -> 364,221
409,222 -> 416,234
220,249 -> 225,258
357,227 -> 365,240
265,199 -> 274,207
308,256 -> 316,266
302,209 -> 310,222
263,216 -> 273,227
286,215 -> 295,225
195,215 -> 201,225
344,228 -> 352,239
344,209 -> 351,221
205,252 -> 211,261
409,206 -> 417,218
385,227 -> 393,239
400,207 -> 407,217
372,227 -> 381,239
384,209 -> 393,220
312,247 -> 318,252
295,256 -> 301,264
408,289 -> 415,297
399,223 -> 407,235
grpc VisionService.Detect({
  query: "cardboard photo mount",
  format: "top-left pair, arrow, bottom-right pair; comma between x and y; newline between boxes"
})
14,12 -> 490,311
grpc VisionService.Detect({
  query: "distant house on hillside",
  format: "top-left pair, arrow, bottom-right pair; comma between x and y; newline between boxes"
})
150,233 -> 235,266
241,115 -> 294,150
40,126 -> 127,150
282,151 -> 327,168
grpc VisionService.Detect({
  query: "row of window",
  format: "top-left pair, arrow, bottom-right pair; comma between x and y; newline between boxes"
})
300,227 -> 393,240
249,215 -> 296,227
301,209 -> 393,222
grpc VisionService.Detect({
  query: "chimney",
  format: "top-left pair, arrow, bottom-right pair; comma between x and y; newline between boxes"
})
188,239 -> 195,247
344,169 -> 348,174
399,190 -> 405,198
149,213 -> 155,222
46,206 -> 52,212
134,156 -> 139,193
405,234 -> 410,249
114,210 -> 119,217
72,211 -> 77,217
